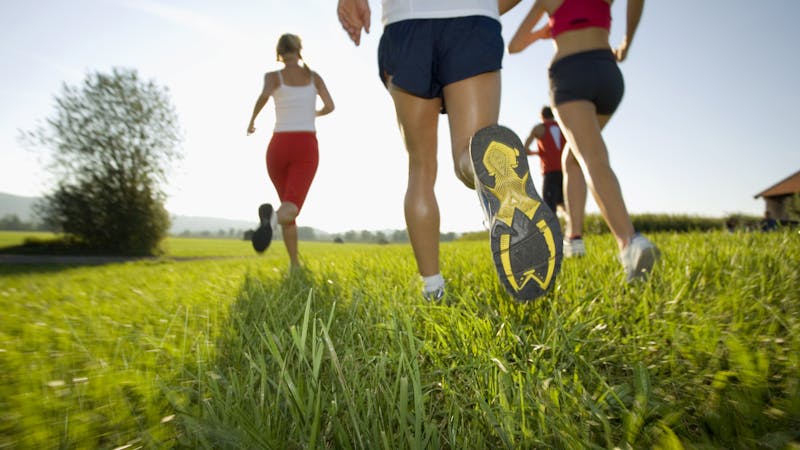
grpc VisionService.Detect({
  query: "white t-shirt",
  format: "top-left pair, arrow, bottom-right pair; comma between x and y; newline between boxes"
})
382,0 -> 499,26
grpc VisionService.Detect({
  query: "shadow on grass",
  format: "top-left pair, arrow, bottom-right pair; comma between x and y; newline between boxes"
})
171,266 -> 344,449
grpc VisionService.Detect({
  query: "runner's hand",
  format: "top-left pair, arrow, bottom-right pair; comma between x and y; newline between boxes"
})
615,37 -> 630,62
337,0 -> 370,46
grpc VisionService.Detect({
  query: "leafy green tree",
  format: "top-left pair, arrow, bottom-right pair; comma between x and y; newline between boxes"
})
23,68 -> 182,255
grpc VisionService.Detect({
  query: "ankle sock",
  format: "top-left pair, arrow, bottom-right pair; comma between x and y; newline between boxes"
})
422,274 -> 445,294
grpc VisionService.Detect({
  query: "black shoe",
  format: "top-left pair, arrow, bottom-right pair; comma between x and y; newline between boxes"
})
470,125 -> 563,301
251,203 -> 274,253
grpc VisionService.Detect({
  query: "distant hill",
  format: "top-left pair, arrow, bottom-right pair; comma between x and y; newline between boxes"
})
0,192 -> 38,222
0,191 -> 329,236
169,215 -> 256,234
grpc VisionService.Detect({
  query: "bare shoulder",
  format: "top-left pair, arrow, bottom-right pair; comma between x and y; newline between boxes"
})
532,123 -> 546,137
264,71 -> 280,82
312,71 -> 328,86
261,71 -> 280,92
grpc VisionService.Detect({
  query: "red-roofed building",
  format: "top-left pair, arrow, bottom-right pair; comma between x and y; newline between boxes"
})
754,169 -> 800,221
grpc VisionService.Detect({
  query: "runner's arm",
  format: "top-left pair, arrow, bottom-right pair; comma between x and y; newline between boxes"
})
247,73 -> 279,135
615,0 -> 644,62
314,73 -> 335,117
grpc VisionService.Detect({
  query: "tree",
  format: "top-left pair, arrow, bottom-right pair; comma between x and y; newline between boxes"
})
0,214 -> 25,231
391,229 -> 409,243
23,68 -> 182,255
297,226 -> 317,240
360,230 -> 374,242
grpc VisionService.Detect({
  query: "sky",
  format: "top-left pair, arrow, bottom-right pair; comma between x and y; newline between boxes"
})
1,0 -> 799,234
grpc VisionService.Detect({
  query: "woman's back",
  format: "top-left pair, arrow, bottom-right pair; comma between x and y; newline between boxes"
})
273,69 -> 317,132
277,66 -> 313,86
546,0 -> 612,61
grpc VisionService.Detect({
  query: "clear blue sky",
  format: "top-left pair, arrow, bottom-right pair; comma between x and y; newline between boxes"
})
2,0 -> 798,233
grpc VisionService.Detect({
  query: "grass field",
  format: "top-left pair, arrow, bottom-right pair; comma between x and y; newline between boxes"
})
1,230 -> 799,449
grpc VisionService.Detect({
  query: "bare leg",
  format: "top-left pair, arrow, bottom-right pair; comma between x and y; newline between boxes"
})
554,100 -> 634,250
389,84 -> 442,277
281,224 -> 300,267
562,147 -> 587,238
443,71 -> 502,189
277,202 -> 300,267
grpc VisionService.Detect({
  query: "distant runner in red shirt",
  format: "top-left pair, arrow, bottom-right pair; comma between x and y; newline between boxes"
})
524,106 -> 566,215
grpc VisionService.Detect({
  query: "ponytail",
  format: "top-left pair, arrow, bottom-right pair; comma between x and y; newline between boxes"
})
300,54 -> 311,76
277,33 -> 312,77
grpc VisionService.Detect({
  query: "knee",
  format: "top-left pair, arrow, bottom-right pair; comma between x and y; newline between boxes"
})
277,202 -> 299,225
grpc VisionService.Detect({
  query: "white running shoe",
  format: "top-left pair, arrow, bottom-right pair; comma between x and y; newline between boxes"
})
563,238 -> 586,258
619,234 -> 660,282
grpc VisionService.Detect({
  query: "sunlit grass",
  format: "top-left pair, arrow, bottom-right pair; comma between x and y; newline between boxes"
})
1,230 -> 799,448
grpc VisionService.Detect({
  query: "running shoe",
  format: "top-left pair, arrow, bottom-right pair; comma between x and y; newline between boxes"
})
563,237 -> 586,258
619,234 -> 660,282
470,125 -> 563,301
251,203 -> 275,254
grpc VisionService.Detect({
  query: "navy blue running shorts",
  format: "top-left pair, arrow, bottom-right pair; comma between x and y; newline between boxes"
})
378,16 -> 503,107
548,49 -> 624,116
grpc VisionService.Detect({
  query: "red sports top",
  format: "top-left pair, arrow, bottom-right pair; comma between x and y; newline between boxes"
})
529,120 -> 566,174
549,0 -> 611,38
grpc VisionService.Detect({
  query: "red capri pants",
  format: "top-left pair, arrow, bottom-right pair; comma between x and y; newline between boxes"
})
266,132 -> 319,224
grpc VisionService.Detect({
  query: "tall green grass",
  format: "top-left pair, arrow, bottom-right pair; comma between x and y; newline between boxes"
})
1,231 -> 799,448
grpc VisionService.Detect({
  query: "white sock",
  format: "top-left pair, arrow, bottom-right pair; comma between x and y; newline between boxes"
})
422,274 -> 445,293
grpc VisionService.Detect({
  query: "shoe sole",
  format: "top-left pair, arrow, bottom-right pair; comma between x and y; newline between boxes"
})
251,203 -> 274,253
470,125 -> 563,301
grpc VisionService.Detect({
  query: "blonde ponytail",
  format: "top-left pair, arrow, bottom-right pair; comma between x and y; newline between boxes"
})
276,33 -> 311,75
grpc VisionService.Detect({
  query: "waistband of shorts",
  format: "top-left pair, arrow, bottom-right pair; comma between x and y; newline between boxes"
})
272,131 -> 316,136
550,49 -> 615,70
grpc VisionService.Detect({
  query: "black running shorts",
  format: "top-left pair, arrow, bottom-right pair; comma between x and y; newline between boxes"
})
542,170 -> 564,212
548,49 -> 624,116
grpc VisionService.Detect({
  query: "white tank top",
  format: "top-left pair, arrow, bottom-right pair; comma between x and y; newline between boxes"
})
382,0 -> 499,25
273,71 -> 317,132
